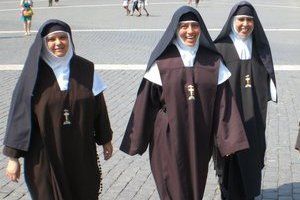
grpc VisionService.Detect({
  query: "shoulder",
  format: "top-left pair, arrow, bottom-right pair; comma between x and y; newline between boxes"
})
72,55 -> 94,68
215,37 -> 232,50
156,44 -> 177,60
71,55 -> 94,76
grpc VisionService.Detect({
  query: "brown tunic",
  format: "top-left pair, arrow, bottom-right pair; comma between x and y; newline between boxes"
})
120,45 -> 248,200
4,56 -> 112,200
214,38 -> 271,199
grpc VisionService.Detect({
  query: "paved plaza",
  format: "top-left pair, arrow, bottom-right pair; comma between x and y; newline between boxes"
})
0,0 -> 299,199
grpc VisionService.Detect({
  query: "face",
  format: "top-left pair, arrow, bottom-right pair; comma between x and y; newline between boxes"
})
46,32 -> 69,57
178,21 -> 201,47
234,16 -> 254,38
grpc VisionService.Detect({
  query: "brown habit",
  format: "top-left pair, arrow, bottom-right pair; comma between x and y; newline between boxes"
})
120,45 -> 248,200
4,56 -> 112,200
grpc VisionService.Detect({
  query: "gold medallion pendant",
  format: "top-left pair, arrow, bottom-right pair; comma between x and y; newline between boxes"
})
63,109 -> 71,125
187,84 -> 195,100
245,74 -> 252,88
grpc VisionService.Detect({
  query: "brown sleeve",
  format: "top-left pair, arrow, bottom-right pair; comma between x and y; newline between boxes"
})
295,122 -> 300,150
94,92 -> 113,145
214,80 -> 249,157
3,146 -> 26,158
120,79 -> 161,156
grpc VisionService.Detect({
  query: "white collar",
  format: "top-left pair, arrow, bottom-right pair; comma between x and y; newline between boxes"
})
230,19 -> 253,60
40,31 -> 106,95
172,33 -> 199,67
41,31 -> 73,91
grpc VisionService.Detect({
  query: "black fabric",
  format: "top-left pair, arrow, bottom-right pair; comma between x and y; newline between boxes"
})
41,23 -> 70,37
3,19 -> 76,152
235,5 -> 253,17
146,6 -> 220,71
214,1 -> 276,99
179,12 -> 199,22
214,40 -> 267,198
295,122 -> 300,150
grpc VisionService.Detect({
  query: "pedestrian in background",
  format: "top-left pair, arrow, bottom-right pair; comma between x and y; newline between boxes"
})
120,6 -> 249,200
213,1 -> 277,199
130,0 -> 139,16
123,0 -> 131,15
20,0 -> 33,35
187,0 -> 201,7
4,19 -> 113,199
137,0 -> 149,16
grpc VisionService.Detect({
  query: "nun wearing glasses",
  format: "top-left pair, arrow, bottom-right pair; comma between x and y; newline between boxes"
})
213,1 -> 277,199
120,6 -> 249,200
3,19 -> 113,200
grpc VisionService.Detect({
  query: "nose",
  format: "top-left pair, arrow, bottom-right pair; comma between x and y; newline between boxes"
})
242,19 -> 250,26
187,25 -> 193,33
54,38 -> 62,45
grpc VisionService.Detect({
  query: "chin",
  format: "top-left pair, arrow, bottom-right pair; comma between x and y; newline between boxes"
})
184,41 -> 195,46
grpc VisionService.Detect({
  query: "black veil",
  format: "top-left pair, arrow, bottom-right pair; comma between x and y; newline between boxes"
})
4,19 -> 74,151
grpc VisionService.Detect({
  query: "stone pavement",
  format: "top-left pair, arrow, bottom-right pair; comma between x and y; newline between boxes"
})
0,70 -> 300,200
0,0 -> 300,199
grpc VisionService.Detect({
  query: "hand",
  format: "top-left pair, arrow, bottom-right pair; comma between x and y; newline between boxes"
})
6,158 -> 21,182
103,142 -> 113,160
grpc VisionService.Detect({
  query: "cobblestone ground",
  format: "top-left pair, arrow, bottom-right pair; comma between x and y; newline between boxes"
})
0,0 -> 299,199
0,70 -> 299,200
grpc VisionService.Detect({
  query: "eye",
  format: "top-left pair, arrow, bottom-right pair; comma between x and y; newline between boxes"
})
46,37 -> 55,42
59,35 -> 68,40
180,24 -> 188,29
191,23 -> 200,29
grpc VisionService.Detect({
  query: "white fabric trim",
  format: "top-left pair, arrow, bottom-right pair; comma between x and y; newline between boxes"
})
144,61 -> 231,86
144,63 -> 162,86
218,61 -> 231,85
93,73 -> 107,95
41,31 -> 73,91
270,79 -> 277,102
235,15 -> 254,19
229,32 -> 253,60
173,32 -> 199,67
41,31 -> 106,95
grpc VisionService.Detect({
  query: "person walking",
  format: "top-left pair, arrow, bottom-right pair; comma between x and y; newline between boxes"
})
130,0 -> 139,16
4,19 -> 113,200
213,1 -> 277,199
187,0 -> 202,7
20,0 -> 33,35
120,6 -> 249,200
137,0 -> 149,16
123,0 -> 131,15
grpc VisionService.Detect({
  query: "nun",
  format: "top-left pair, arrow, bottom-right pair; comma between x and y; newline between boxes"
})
213,1 -> 277,199
4,19 -> 113,199
120,6 -> 249,200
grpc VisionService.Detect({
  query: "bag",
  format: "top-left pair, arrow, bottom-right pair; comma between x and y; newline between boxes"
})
23,8 -> 33,17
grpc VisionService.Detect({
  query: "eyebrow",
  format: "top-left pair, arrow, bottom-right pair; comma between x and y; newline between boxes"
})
47,33 -> 68,38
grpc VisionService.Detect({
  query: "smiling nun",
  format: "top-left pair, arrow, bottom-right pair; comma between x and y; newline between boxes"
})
213,1 -> 277,199
120,6 -> 249,200
3,19 -> 113,200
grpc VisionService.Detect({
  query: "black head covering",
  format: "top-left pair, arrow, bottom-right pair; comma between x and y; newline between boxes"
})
235,4 -> 253,16
214,1 -> 276,87
4,19 -> 75,151
146,6 -> 220,71
179,12 -> 199,22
